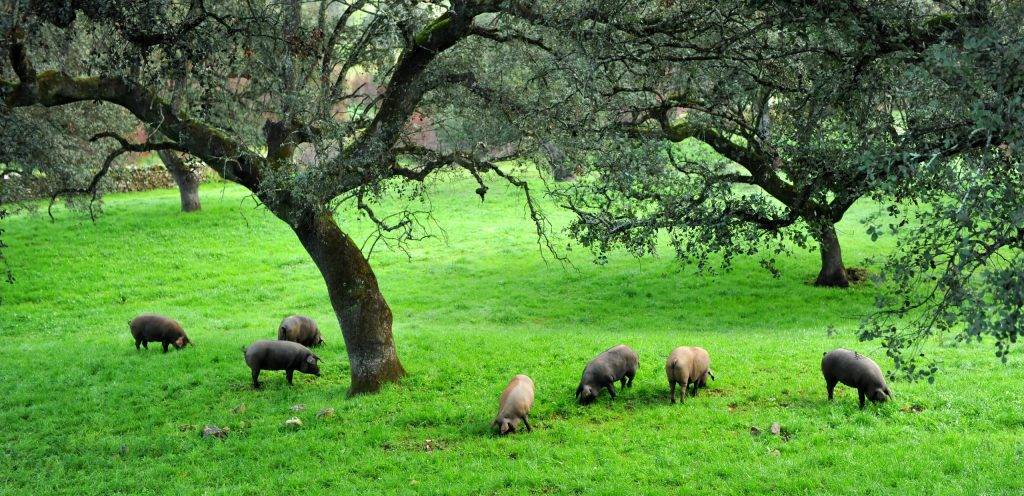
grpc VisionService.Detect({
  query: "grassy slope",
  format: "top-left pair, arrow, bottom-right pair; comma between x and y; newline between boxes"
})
1,179 -> 1022,495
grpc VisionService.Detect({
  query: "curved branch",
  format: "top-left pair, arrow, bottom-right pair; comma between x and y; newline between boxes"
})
47,133 -> 182,220
2,71 -> 266,192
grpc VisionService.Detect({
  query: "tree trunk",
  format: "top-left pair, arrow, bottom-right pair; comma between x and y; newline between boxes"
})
292,211 -> 406,394
542,141 -> 576,182
813,223 -> 850,288
157,150 -> 201,212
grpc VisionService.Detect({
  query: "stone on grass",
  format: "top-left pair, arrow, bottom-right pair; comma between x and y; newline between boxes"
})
284,417 -> 303,429
202,425 -> 228,439
770,422 -> 782,436
231,404 -> 246,414
291,404 -> 306,413
316,407 -> 335,419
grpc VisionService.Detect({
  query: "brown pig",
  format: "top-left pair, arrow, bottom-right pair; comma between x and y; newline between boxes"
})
243,340 -> 321,389
575,344 -> 639,404
277,315 -> 324,347
665,346 -> 715,404
492,374 -> 535,435
821,348 -> 892,408
129,314 -> 191,353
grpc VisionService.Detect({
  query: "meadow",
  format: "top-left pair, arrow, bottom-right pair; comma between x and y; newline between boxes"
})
1,176 -> 1022,495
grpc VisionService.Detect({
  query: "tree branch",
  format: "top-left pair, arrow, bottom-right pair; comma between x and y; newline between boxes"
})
2,71 -> 266,192
47,133 -> 183,220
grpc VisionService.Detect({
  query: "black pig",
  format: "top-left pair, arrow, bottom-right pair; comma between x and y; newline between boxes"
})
821,348 -> 892,408
575,344 -> 639,404
130,314 -> 191,353
243,340 -> 321,389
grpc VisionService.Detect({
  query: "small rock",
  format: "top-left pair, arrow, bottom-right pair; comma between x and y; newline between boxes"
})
284,417 -> 303,429
316,407 -> 335,419
291,404 -> 306,413
750,426 -> 761,436
202,425 -> 228,439
770,422 -> 782,436
178,424 -> 196,432
769,449 -> 781,457
231,404 -> 246,414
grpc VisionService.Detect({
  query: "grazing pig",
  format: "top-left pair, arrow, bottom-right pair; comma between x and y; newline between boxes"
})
665,346 -> 715,404
129,314 -> 191,353
243,340 -> 321,389
821,348 -> 892,408
492,374 -> 535,435
575,344 -> 639,404
277,315 -> 324,347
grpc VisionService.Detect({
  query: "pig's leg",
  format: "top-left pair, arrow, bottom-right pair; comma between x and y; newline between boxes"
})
826,379 -> 837,400
626,372 -> 634,388
286,369 -> 294,385
162,342 -> 169,353
669,381 -> 676,404
858,390 -> 866,409
692,381 -> 700,397
142,340 -> 149,349
251,368 -> 261,389
523,416 -> 532,432
606,383 -> 616,398
620,377 -> 628,389
135,339 -> 142,350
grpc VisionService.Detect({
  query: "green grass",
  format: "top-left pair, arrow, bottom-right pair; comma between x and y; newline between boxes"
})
1,178 -> 1022,495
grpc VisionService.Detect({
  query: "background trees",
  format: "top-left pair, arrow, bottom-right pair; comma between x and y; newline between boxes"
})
859,1 -> 1024,373
558,0 -> 1024,366
549,1 -> 969,289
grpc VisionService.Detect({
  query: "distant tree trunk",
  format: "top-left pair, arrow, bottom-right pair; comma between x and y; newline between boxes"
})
157,150 -> 201,212
291,210 -> 406,394
542,141 -> 575,181
813,223 -> 850,288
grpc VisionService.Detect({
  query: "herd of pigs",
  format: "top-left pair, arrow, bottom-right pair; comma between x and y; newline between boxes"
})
129,312 -> 894,435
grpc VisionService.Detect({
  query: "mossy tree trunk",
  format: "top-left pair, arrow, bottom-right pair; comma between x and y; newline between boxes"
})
291,210 -> 406,394
157,150 -> 201,212
812,223 -> 850,288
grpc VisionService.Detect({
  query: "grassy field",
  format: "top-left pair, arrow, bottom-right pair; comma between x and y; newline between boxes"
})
1,177 -> 1022,495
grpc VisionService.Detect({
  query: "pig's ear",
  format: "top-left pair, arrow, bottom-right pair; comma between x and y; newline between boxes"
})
574,384 -> 583,399
500,421 -> 511,434
306,355 -> 317,365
